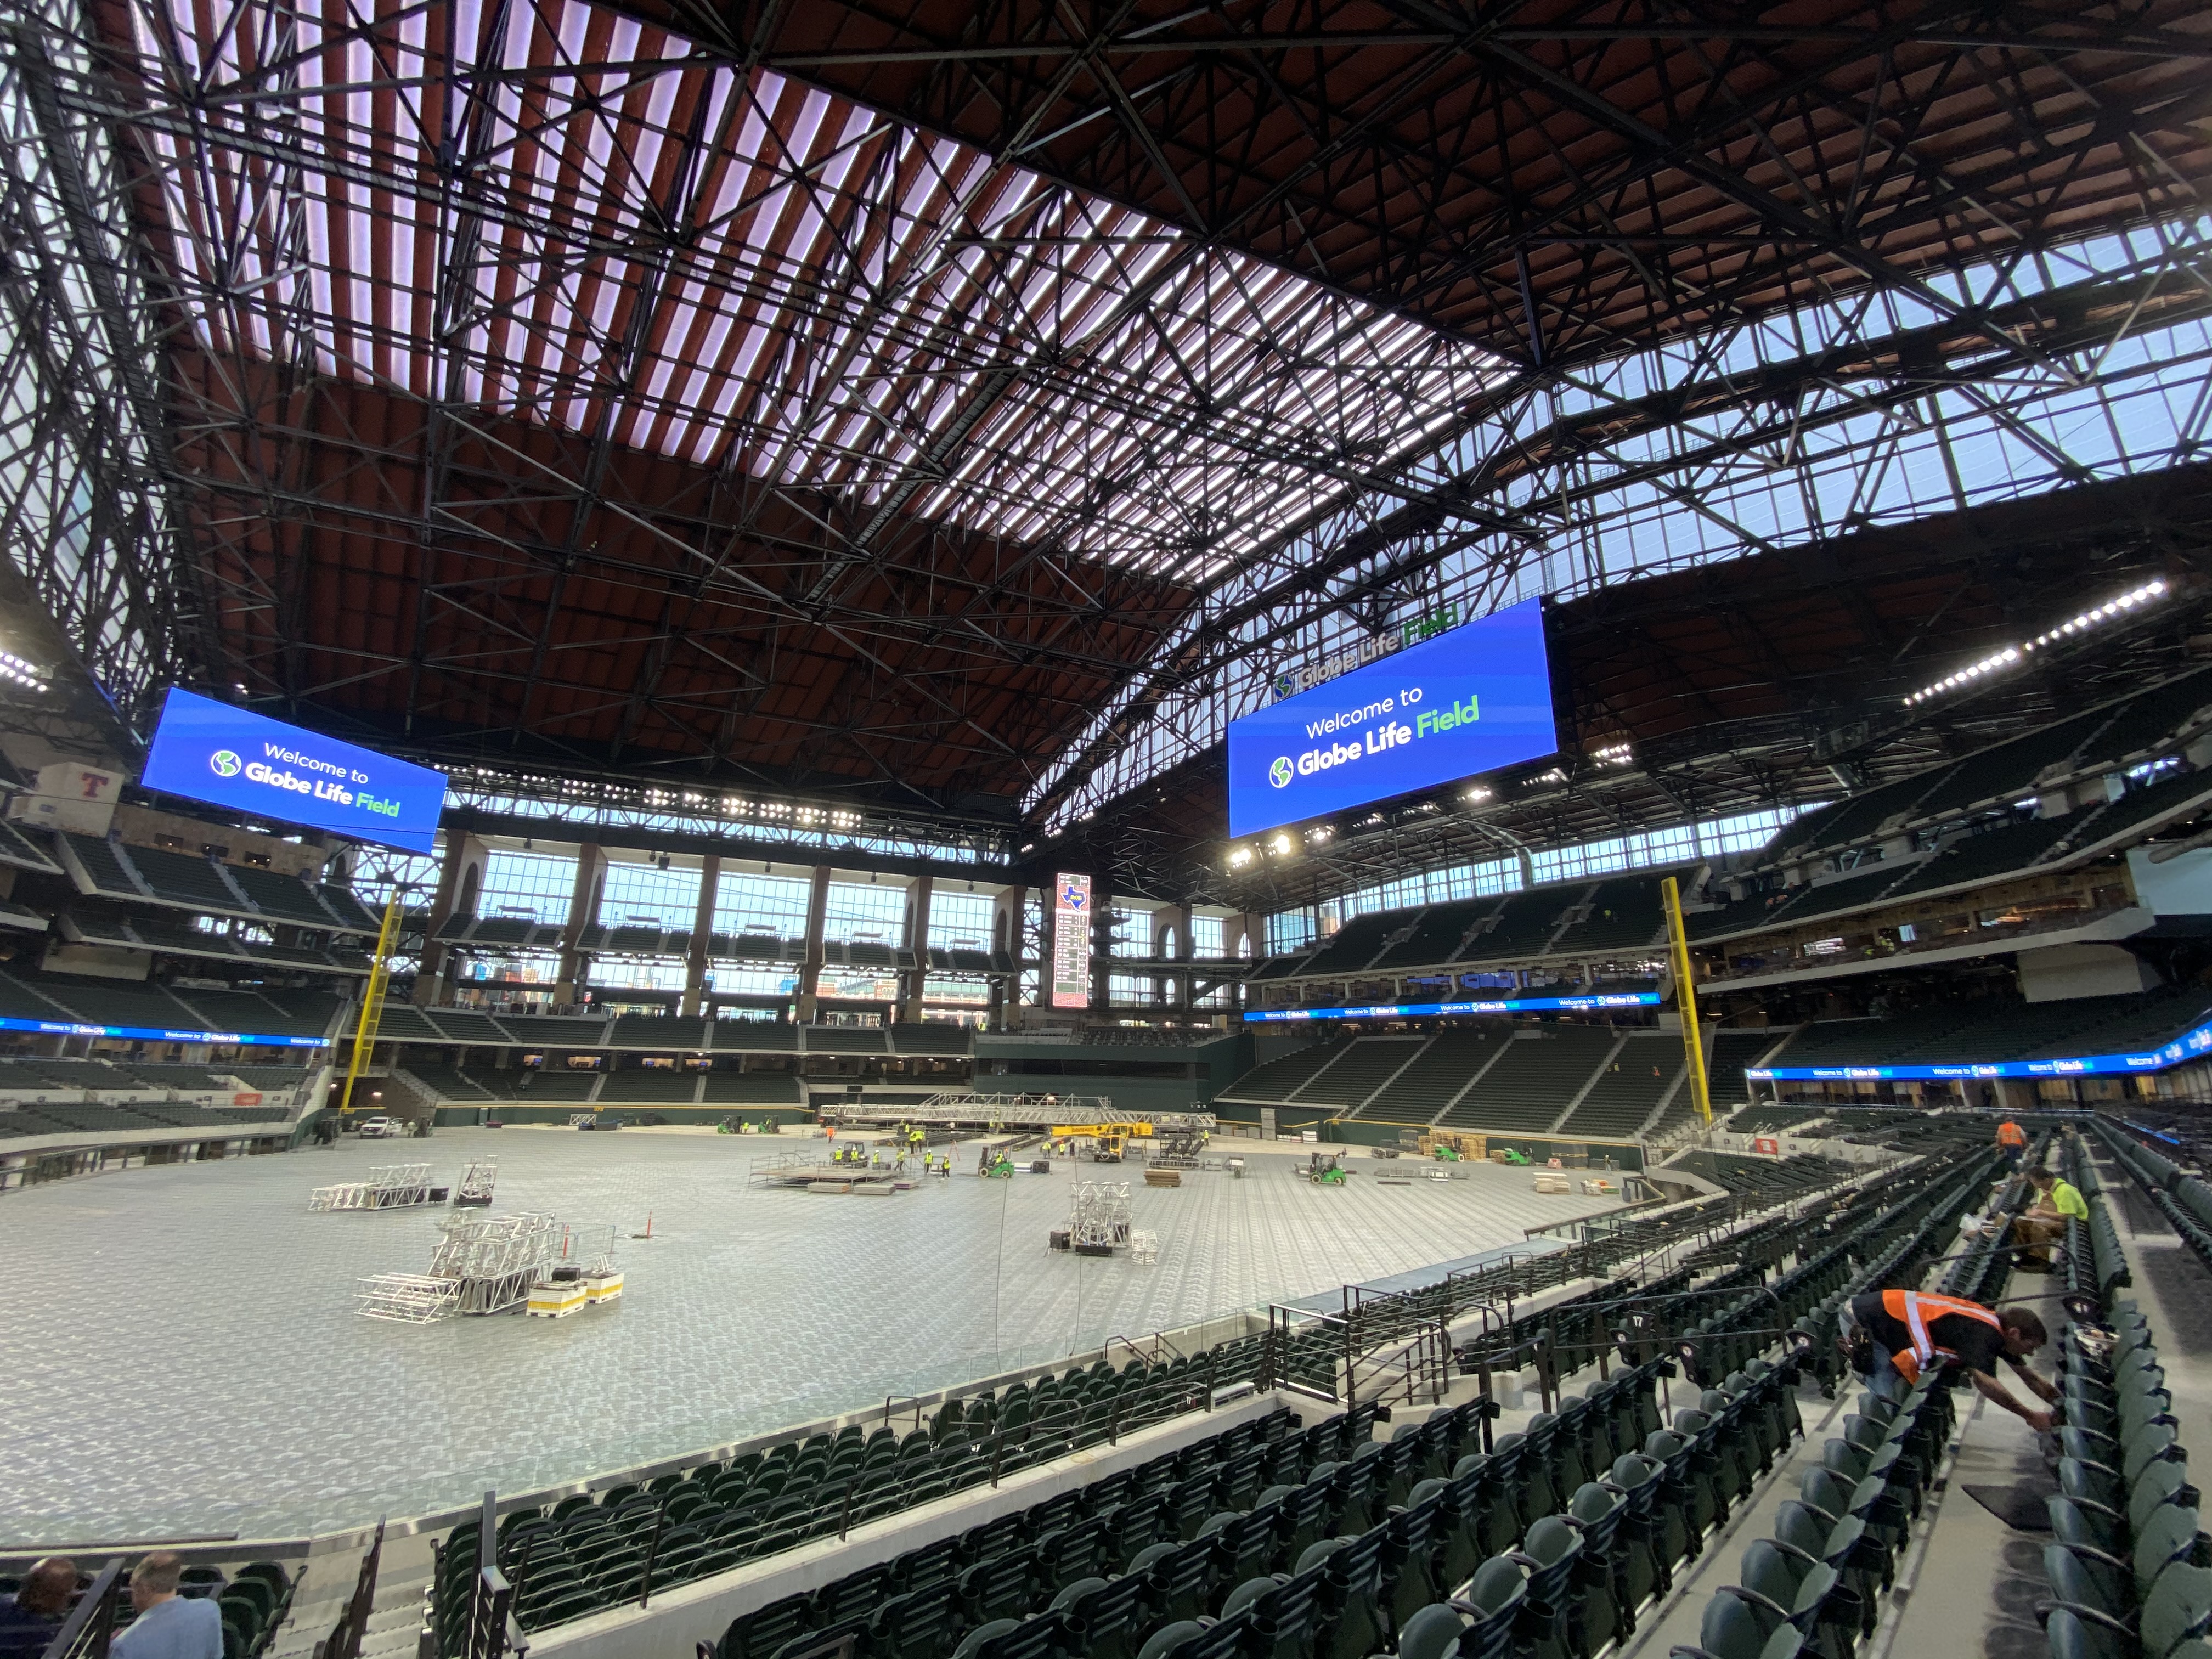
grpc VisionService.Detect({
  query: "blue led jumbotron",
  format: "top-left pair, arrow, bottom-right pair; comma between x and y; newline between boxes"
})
1226,599 -> 1559,839
139,688 -> 449,855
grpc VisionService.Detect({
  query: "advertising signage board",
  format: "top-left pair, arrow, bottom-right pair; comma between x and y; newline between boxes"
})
1747,1014 -> 2212,1081
1244,992 -> 1659,1022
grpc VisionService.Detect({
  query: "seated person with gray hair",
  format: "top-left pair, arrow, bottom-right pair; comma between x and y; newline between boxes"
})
111,1554 -> 221,1659
0,1558 -> 78,1658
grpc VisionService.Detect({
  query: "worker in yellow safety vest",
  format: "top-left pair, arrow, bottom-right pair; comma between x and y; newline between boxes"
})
1842,1288 -> 2056,1429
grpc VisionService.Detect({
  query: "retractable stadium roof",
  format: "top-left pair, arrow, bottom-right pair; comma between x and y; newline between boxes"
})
17,0 -> 2211,830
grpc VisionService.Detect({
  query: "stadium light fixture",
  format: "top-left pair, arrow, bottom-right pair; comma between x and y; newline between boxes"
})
1269,833 -> 1294,856
1592,742 -> 1633,766
1462,786 -> 1494,804
1227,846 -> 1254,869
0,652 -> 48,692
1903,645 -> 2020,705
1904,579 -> 2169,706
2022,579 -> 2169,651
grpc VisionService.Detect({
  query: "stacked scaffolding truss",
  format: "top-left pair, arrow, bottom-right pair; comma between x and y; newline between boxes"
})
454,1158 -> 496,1208
1069,1181 -> 1133,1254
356,1212 -> 566,1322
431,1213 -> 565,1315
309,1164 -> 433,1212
354,1274 -> 462,1323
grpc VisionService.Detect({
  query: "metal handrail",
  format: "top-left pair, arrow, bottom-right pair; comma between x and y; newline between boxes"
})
315,1520 -> 383,1659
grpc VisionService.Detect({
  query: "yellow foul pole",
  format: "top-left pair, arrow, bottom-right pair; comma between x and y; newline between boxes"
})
337,893 -> 405,1116
1660,875 -> 1712,1127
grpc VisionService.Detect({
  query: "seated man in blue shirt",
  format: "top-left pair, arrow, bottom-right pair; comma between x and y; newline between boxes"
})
112,1555 -> 221,1659
0,1558 -> 78,1659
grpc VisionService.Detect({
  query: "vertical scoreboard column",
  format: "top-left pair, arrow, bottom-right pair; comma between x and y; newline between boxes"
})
1051,873 -> 1092,1012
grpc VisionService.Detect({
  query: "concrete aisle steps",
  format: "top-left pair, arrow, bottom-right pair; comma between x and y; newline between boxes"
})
268,1539 -> 435,1659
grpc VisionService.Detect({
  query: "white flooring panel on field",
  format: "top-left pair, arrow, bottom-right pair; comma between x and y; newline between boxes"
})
0,1128 -> 1615,1545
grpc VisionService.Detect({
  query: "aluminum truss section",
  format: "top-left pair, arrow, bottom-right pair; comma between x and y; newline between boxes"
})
310,1162 -> 435,1211
354,1273 -> 462,1322
1066,1180 -> 1132,1252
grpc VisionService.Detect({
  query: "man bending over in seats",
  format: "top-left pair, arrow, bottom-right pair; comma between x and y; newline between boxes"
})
1842,1289 -> 2057,1430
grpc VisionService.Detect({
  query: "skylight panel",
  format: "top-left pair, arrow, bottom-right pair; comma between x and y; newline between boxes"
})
138,0 -> 1508,579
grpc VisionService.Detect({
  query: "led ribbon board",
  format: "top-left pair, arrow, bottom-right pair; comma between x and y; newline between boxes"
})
1245,992 -> 1660,1022
0,1014 -> 329,1048
139,687 -> 449,855
1748,1015 -> 2212,1081
1226,597 -> 1559,839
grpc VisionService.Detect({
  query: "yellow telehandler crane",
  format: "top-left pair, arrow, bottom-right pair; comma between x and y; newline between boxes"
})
1049,1121 -> 1155,1161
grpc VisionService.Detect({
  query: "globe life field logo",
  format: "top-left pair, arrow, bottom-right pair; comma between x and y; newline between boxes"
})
1269,756 -> 1295,788
210,749 -> 242,778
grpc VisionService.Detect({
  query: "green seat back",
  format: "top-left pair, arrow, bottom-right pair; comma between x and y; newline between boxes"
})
1395,1604 -> 1466,1659
1465,1558 -> 1526,1618
2137,1508 -> 2203,1595
2143,1564 -> 2212,1659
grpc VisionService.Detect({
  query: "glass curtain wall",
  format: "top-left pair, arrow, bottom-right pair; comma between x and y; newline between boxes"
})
600,859 -> 702,927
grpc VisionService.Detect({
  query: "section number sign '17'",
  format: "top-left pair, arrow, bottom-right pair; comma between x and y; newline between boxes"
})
1226,597 -> 1559,839
139,687 -> 449,855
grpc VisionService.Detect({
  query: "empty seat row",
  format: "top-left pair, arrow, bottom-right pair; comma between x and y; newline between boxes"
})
435,1363 -> 1237,1644
1671,1366 -> 1959,1659
2041,1301 -> 2212,1659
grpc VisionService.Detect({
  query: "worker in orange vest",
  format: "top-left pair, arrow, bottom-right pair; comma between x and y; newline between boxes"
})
1995,1118 -> 2027,1171
1843,1288 -> 2055,1428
